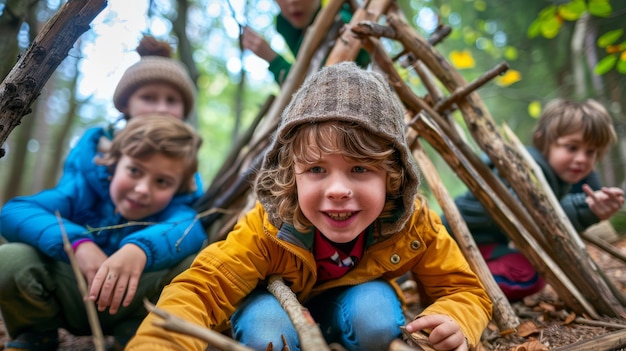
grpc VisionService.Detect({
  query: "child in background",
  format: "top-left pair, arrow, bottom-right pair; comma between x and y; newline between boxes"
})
126,62 -> 491,351
241,0 -> 370,85
444,98 -> 625,301
0,116 -> 205,351
61,34 -> 199,191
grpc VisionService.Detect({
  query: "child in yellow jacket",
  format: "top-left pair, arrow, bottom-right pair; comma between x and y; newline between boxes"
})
126,62 -> 492,351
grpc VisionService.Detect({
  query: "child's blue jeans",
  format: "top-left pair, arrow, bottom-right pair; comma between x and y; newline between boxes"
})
231,280 -> 405,351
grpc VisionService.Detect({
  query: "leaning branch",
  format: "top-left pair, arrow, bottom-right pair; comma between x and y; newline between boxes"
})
0,0 -> 107,157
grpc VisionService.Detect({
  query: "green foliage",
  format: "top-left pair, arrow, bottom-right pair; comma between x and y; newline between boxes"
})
527,0 -> 624,76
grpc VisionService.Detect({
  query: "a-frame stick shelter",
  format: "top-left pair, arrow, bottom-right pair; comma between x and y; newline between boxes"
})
196,0 -> 626,335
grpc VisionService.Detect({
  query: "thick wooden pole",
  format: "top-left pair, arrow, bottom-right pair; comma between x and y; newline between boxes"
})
0,0 -> 108,158
408,133 -> 520,331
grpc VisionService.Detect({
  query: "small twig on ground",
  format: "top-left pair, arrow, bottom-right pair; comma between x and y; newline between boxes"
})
57,211 -> 106,351
143,299 -> 253,351
399,327 -> 436,351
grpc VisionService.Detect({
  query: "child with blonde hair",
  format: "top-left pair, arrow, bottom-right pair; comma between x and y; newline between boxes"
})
0,115 -> 205,351
126,62 -> 491,351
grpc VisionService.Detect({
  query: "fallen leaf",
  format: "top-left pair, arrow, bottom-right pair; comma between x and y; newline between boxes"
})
563,312 -> 576,325
513,340 -> 550,351
517,321 -> 541,337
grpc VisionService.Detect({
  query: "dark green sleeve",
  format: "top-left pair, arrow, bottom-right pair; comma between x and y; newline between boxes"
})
268,55 -> 292,85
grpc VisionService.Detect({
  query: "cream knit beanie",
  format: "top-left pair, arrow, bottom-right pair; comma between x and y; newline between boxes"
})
113,35 -> 196,119
259,62 -> 420,235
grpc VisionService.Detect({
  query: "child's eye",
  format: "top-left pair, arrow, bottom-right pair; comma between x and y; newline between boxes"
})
127,166 -> 140,176
156,178 -> 174,188
309,166 -> 325,174
139,94 -> 157,102
166,96 -> 182,104
563,144 -> 577,152
353,166 -> 368,173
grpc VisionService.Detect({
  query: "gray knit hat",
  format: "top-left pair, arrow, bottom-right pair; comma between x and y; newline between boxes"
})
113,37 -> 196,119
258,62 -> 420,235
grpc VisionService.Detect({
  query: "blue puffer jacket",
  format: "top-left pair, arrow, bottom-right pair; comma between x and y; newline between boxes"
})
0,127 -> 207,271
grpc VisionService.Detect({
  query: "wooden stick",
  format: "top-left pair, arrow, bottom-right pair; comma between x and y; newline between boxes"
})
144,300 -> 254,351
551,329 -> 626,351
433,62 -> 509,113
267,276 -> 330,351
399,327 -> 437,351
581,230 -> 626,265
57,211 -> 105,351
409,134 -> 520,332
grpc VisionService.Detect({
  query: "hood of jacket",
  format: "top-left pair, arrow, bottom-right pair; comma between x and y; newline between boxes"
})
257,62 -> 420,236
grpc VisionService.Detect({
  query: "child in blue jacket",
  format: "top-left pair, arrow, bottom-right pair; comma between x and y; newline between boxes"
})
0,115 -> 206,351
61,34 -> 201,193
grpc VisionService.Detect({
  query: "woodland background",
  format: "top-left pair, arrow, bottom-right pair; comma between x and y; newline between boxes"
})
0,0 -> 625,231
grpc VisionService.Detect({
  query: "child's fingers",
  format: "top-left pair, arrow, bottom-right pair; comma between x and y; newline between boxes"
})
601,186 -> 625,198
582,184 -> 596,198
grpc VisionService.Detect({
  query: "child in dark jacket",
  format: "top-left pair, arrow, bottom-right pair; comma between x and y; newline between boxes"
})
443,98 -> 624,301
241,0 -> 370,85
126,62 -> 491,351
0,115 -> 205,351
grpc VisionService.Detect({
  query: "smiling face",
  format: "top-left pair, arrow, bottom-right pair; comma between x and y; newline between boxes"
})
275,0 -> 320,29
109,153 -> 185,220
294,151 -> 387,243
547,131 -> 597,184
123,82 -> 185,120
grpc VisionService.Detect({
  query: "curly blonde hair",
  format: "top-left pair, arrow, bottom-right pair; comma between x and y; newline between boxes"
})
255,121 -> 405,233
96,115 -> 202,193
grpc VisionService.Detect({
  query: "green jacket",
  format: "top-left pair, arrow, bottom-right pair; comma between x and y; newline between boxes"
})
268,4 -> 371,85
127,199 -> 492,351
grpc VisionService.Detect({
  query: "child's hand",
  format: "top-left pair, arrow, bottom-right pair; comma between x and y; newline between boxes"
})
88,244 -> 147,315
582,184 -> 625,220
75,242 -> 107,286
241,26 -> 277,63
405,314 -> 468,351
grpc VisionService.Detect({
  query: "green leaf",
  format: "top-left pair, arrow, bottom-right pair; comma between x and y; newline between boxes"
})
594,54 -> 618,75
527,19 -> 542,38
528,101 -> 542,119
558,0 -> 586,21
617,57 -> 626,74
537,5 -> 557,19
474,0 -> 487,11
541,16 -> 562,39
504,46 -> 519,61
588,0 -> 613,17
597,29 -> 624,48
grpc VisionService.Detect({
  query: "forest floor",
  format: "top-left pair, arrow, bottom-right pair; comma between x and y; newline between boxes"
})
1,224 -> 625,351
